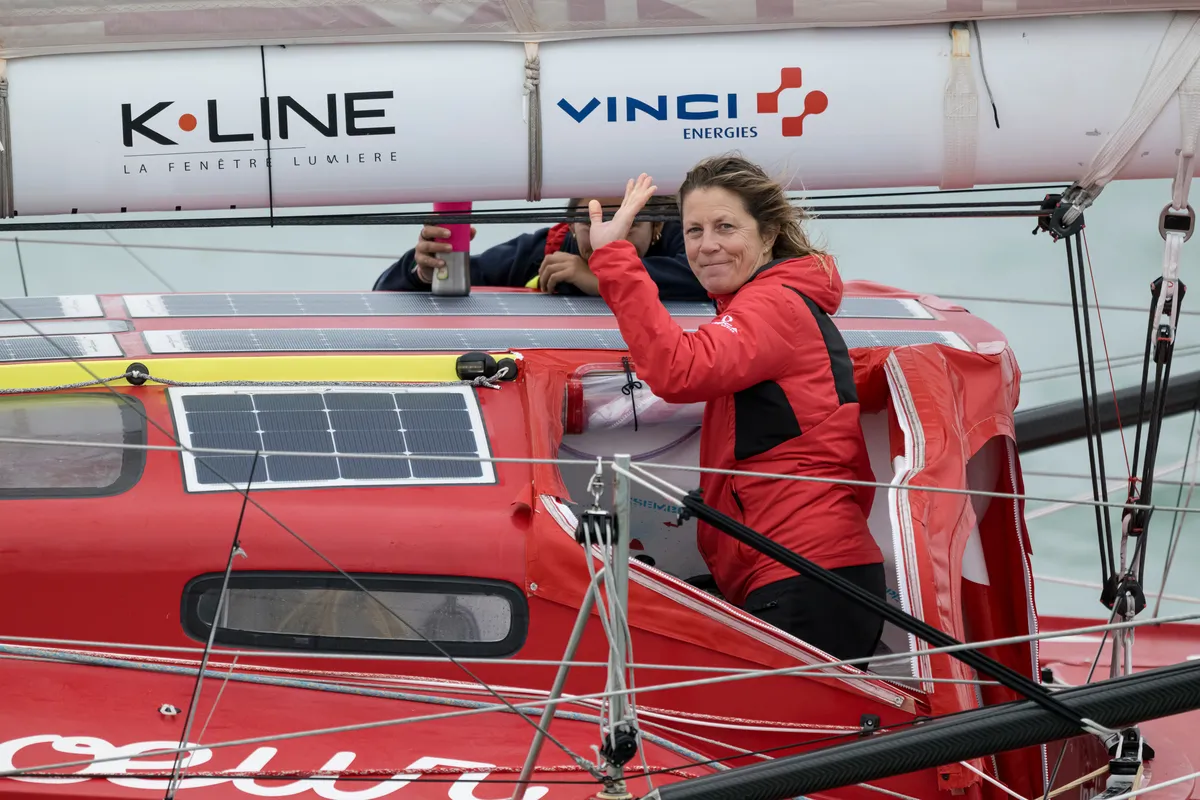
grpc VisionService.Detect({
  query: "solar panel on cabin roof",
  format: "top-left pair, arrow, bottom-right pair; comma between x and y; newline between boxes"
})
835,298 -> 932,320
122,293 -> 931,320
0,320 -> 132,337
841,330 -> 970,351
142,328 -> 634,354
0,334 -> 123,362
170,386 -> 496,493
122,292 -> 717,318
0,296 -> 104,321
142,328 -> 969,355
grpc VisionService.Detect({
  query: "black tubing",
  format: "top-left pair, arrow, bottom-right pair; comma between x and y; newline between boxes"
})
650,658 -> 1200,800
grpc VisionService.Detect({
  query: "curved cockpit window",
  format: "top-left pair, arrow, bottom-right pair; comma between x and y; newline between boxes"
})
0,393 -> 146,497
182,572 -> 527,657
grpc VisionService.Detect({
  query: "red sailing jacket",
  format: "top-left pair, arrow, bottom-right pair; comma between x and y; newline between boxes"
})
590,241 -> 883,607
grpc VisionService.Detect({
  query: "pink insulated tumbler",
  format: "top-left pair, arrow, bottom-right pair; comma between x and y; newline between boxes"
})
431,201 -> 473,296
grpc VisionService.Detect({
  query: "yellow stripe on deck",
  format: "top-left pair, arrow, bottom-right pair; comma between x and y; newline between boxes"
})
0,354 -> 505,390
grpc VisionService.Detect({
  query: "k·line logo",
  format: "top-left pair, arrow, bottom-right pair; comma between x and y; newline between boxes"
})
556,67 -> 828,141
121,91 -> 395,147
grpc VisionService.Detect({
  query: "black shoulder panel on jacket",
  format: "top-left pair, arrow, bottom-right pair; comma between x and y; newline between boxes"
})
784,286 -> 858,406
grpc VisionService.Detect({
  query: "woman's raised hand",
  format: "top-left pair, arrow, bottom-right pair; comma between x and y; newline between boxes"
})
586,174 -> 657,253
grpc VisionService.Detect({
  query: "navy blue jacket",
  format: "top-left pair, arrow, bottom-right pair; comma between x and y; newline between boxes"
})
373,221 -> 707,302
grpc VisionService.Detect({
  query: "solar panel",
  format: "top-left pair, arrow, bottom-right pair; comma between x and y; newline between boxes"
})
168,386 -> 496,493
841,330 -> 970,351
835,298 -> 932,320
143,328 -> 633,354
0,295 -> 104,321
146,327 -> 970,355
0,334 -> 123,362
0,320 -> 131,337
124,292 -> 717,319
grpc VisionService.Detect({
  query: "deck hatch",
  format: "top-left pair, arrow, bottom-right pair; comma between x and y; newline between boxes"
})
124,291 -> 717,318
181,572 -> 528,658
168,385 -> 496,493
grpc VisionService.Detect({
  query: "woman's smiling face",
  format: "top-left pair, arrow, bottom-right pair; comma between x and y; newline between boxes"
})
681,186 -> 775,295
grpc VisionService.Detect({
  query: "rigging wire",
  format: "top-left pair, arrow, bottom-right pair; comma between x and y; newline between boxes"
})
0,633 -> 1013,683
5,611 -> 1196,780
1082,230 -> 1132,473
164,452 -> 257,800
10,430 -> 1200,516
1153,408 -> 1200,616
0,204 -> 1052,233
7,430 -> 1200,516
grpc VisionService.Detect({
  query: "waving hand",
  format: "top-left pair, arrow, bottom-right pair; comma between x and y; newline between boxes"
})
586,174 -> 658,252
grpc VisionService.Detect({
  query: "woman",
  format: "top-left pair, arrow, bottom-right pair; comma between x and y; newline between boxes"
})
372,196 -> 706,301
585,155 -> 886,663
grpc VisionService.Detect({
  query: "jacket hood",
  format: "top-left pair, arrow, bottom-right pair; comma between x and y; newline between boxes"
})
713,254 -> 844,313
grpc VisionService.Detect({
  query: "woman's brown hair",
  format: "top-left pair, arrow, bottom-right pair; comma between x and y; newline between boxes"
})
677,153 -> 825,262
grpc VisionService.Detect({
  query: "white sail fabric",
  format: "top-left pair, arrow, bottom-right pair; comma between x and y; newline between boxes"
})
3,0 -> 1200,58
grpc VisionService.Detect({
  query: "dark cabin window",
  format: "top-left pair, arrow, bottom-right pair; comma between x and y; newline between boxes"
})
0,394 -> 146,497
182,573 -> 528,657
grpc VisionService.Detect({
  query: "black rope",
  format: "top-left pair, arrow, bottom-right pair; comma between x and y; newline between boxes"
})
259,46 -> 275,228
621,356 -> 642,432
1063,232 -> 1117,584
13,236 -> 26,297
0,205 -> 1049,234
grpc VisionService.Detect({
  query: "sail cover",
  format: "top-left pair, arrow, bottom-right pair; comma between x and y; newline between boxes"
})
4,0 -> 1200,58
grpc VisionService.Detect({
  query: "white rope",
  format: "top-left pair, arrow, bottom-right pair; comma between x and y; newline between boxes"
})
1064,12 -> 1200,221
961,759 -> 1030,800
856,783 -> 924,800
941,23 -> 979,190
523,41 -> 542,202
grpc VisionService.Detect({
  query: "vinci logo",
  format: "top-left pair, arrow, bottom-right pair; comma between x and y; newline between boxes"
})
556,67 -> 828,142
757,68 -> 828,137
120,92 -> 396,147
